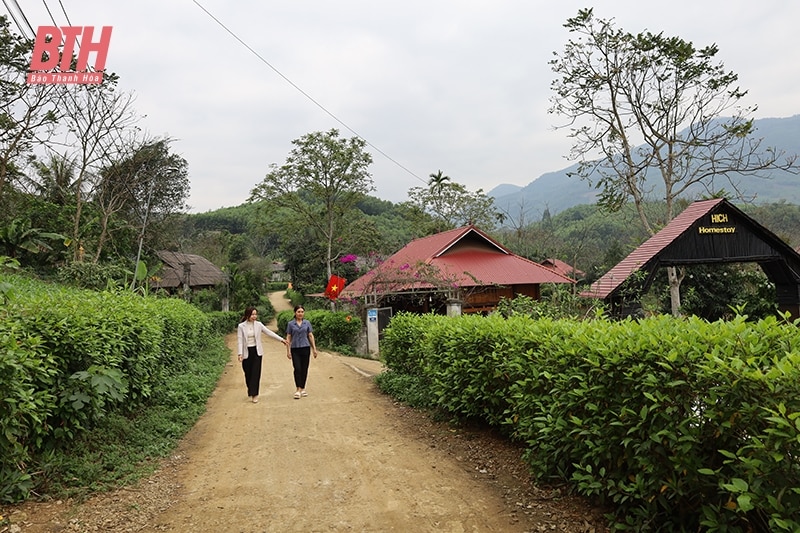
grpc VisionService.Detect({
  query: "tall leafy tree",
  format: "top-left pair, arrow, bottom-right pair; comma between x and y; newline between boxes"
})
117,139 -> 189,285
250,129 -> 374,292
0,16 -> 60,203
549,8 -> 799,315
405,179 -> 499,233
91,136 -> 185,262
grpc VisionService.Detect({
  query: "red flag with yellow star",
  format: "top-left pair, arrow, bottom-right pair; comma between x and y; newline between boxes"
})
324,275 -> 346,300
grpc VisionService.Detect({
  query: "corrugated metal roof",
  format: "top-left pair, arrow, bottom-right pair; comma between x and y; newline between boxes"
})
343,225 -> 574,297
583,198 -> 724,299
541,258 -> 585,279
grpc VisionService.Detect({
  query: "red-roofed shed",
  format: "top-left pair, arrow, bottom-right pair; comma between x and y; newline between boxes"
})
583,199 -> 800,319
342,225 -> 574,314
541,258 -> 585,280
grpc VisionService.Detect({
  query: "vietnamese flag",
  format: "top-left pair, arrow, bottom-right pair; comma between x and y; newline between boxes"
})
324,275 -> 347,300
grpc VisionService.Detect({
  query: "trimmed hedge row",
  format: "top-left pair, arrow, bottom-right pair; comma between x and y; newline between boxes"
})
276,309 -> 362,352
381,312 -> 800,532
0,274 -> 212,502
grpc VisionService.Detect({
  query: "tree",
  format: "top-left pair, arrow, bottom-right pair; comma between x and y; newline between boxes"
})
0,217 -> 65,259
405,179 -> 500,233
427,170 -> 451,194
118,139 -> 189,288
0,16 -> 60,203
92,136 -> 184,262
549,8 -> 799,315
29,153 -> 78,206
58,83 -> 139,261
249,129 -> 374,301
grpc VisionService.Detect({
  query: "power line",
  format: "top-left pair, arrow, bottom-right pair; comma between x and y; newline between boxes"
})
41,0 -> 59,26
10,0 -> 34,35
191,0 -> 427,187
57,0 -> 71,25
2,0 -> 34,38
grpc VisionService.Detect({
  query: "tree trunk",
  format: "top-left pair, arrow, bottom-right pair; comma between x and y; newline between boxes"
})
667,265 -> 682,317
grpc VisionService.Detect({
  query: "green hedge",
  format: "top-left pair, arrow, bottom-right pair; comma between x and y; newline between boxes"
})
381,312 -> 800,532
0,274 -> 212,502
206,310 -> 240,335
276,309 -> 362,353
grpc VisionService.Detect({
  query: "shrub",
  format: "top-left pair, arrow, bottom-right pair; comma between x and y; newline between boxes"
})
55,261 -> 130,290
277,309 -> 362,353
380,312 -> 443,377
206,310 -> 240,335
0,273 -> 215,502
377,309 -> 800,531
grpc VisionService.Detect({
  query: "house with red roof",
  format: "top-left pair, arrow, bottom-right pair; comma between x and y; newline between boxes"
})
341,225 -> 574,315
541,258 -> 585,280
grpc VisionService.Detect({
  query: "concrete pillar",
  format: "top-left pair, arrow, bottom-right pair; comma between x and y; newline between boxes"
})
366,306 -> 379,356
446,299 -> 462,317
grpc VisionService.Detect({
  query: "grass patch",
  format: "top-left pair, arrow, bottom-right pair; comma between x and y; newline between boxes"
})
374,370 -> 434,409
35,335 -> 230,500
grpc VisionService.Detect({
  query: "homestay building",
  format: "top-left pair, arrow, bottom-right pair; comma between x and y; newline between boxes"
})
341,225 -> 575,316
583,198 -> 800,319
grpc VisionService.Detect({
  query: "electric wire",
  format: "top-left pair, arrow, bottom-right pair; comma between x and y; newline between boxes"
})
41,0 -> 58,26
57,0 -> 71,25
10,0 -> 34,35
191,0 -> 427,187
2,0 -> 33,39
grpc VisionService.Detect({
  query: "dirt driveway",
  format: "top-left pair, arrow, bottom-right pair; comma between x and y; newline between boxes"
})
4,292 -> 607,533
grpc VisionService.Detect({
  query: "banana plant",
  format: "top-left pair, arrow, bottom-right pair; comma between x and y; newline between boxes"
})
0,218 -> 67,258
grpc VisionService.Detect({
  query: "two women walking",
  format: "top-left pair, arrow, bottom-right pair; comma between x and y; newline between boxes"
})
236,304 -> 317,402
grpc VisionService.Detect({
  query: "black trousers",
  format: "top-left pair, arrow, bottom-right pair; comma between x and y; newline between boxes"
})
291,346 -> 311,388
242,346 -> 262,397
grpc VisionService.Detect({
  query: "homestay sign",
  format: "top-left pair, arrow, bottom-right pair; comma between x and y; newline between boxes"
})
27,25 -> 112,85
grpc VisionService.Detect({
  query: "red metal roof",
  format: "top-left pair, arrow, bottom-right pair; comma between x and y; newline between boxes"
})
541,258 -> 585,279
342,225 -> 574,297
583,198 -> 724,299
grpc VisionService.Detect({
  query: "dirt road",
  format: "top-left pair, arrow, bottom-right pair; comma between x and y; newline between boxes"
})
5,292 -> 606,533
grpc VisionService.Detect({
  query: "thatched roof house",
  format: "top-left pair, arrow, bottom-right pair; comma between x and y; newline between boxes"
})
153,251 -> 226,291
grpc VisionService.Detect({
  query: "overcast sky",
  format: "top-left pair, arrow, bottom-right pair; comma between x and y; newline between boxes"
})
9,1 -> 800,212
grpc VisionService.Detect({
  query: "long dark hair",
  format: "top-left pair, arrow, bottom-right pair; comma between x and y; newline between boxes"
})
241,306 -> 257,323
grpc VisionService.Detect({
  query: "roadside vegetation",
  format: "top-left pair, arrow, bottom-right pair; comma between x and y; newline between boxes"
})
0,273 -> 231,503
376,306 -> 800,532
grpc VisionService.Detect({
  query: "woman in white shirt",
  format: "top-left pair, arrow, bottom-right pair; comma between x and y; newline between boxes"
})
237,306 -> 286,403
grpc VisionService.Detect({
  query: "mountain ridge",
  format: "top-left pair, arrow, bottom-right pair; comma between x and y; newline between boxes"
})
489,114 -> 800,218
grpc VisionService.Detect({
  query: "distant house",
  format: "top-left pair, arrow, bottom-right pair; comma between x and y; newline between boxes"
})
270,261 -> 289,282
341,225 -> 574,315
152,251 -> 226,293
541,258 -> 585,280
